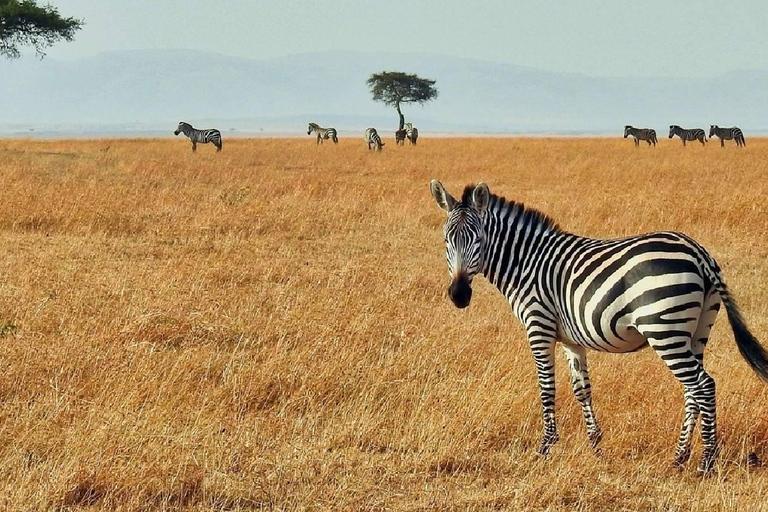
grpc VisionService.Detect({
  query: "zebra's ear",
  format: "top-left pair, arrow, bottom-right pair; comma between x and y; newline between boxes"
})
430,180 -> 456,212
473,182 -> 490,212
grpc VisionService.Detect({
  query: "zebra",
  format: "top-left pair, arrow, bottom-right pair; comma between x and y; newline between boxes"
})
173,122 -> 222,152
395,128 -> 407,146
307,122 -> 338,145
429,180 -> 768,473
365,128 -> 385,151
709,125 -> 745,148
405,123 -> 419,145
623,125 -> 657,147
669,125 -> 706,146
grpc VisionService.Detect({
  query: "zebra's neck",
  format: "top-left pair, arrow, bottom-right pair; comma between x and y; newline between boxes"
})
481,194 -> 566,298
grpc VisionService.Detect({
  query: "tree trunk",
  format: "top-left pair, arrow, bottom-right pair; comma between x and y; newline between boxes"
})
396,103 -> 405,131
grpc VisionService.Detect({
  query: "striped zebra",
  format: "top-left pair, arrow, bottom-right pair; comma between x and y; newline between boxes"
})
623,125 -> 657,147
709,125 -> 745,148
669,125 -> 706,146
307,122 -> 338,145
405,123 -> 419,145
395,128 -> 407,146
430,180 -> 768,473
365,127 -> 385,151
173,122 -> 222,152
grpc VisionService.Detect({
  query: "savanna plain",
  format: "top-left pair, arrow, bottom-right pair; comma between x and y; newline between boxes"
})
0,136 -> 767,511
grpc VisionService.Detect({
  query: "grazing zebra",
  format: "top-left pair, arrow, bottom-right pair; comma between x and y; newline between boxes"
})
173,122 -> 222,152
623,125 -> 657,147
307,122 -> 338,145
405,123 -> 419,145
429,180 -> 768,473
395,128 -> 407,146
365,128 -> 385,151
669,125 -> 706,146
709,125 -> 745,148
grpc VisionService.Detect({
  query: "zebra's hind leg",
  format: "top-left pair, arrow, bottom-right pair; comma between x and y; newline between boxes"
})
643,326 -> 719,473
562,344 -> 602,450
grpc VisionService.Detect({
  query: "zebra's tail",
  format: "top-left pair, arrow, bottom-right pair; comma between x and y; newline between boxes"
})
718,282 -> 768,383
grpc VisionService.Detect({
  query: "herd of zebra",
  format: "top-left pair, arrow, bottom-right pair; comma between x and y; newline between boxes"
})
308,122 -> 418,151
173,120 -> 747,153
625,125 -> 746,147
172,120 -> 419,152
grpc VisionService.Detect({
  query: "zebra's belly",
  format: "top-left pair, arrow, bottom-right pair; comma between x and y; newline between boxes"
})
557,319 -> 648,353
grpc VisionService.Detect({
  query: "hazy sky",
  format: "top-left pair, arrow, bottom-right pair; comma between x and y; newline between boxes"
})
34,1 -> 768,77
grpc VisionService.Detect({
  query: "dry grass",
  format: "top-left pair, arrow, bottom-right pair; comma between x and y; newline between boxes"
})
0,136 -> 767,510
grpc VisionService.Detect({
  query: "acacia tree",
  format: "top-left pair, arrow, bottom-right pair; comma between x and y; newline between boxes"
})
367,71 -> 438,130
0,0 -> 83,59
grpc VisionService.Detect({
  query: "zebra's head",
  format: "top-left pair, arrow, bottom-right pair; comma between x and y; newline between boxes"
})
668,125 -> 679,138
709,125 -> 717,138
430,180 -> 490,309
174,122 -> 189,136
307,123 -> 316,135
623,125 -> 632,138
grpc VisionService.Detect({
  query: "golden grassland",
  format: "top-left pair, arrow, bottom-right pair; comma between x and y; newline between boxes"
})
0,136 -> 767,511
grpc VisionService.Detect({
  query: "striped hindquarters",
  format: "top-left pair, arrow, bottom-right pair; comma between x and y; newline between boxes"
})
552,231 -> 717,352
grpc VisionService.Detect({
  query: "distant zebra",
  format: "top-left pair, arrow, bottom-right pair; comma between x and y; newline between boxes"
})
395,128 -> 407,146
365,128 -> 385,151
307,123 -> 338,145
623,125 -> 657,147
669,125 -> 706,146
709,125 -> 745,148
405,123 -> 419,145
430,180 -> 768,473
174,122 -> 222,152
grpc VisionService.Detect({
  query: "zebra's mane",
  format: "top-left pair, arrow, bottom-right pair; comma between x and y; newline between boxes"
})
460,184 -> 561,233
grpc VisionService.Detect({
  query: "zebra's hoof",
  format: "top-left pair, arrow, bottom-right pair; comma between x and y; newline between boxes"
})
588,429 -> 603,449
673,447 -> 691,468
697,447 -> 719,475
747,452 -> 762,467
537,433 -> 559,456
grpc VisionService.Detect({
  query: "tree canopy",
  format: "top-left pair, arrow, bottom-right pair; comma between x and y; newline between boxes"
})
0,0 -> 83,59
367,71 -> 438,130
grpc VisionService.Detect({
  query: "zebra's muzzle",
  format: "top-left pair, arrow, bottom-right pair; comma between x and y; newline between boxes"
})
448,273 -> 472,309
174,130 -> 180,135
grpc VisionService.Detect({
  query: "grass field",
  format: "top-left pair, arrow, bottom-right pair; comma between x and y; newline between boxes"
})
0,136 -> 767,510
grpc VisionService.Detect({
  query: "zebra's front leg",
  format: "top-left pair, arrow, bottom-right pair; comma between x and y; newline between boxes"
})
191,141 -> 197,152
562,344 -> 602,449
529,335 -> 558,455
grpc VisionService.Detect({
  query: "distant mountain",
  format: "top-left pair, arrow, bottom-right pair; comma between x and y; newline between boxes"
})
1,49 -> 767,135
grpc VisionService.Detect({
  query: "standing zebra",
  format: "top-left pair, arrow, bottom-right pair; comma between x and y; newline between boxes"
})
405,123 -> 419,145
430,180 -> 768,473
174,122 -> 222,152
395,128 -> 407,146
623,125 -> 657,147
669,125 -> 706,146
307,123 -> 339,145
365,128 -> 385,151
709,125 -> 745,148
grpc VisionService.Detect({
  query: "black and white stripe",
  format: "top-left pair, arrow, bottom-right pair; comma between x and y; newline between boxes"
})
623,125 -> 657,147
307,122 -> 339,145
430,181 -> 768,473
174,122 -> 222,152
709,125 -> 745,148
668,125 -> 706,146
365,127 -> 385,151
405,123 -> 419,145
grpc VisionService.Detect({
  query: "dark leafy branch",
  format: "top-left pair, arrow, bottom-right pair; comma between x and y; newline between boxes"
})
0,0 -> 83,59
